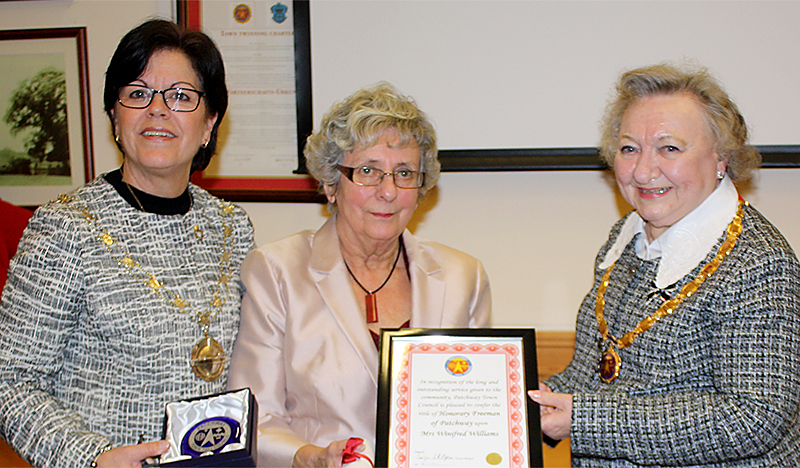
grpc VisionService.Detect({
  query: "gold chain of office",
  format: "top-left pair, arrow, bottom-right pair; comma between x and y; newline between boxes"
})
595,199 -> 746,383
56,193 -> 236,382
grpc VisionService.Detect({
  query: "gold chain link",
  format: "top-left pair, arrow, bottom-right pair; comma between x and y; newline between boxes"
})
57,194 -> 235,335
596,200 -> 746,349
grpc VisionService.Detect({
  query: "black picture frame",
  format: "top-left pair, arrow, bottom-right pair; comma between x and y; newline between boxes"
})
376,328 -> 543,468
437,145 -> 800,171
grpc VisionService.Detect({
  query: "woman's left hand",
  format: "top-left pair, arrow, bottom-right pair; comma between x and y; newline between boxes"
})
528,383 -> 573,441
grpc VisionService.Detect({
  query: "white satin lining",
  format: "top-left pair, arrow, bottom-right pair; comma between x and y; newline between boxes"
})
162,388 -> 251,463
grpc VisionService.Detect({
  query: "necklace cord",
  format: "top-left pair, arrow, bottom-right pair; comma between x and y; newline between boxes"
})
343,239 -> 404,324
124,181 -> 145,211
343,239 -> 403,295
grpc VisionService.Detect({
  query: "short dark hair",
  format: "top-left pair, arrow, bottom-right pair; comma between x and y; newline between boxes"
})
103,19 -> 227,173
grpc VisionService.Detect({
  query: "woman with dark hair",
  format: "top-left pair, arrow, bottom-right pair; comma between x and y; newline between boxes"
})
530,63 -> 800,466
0,19 -> 253,468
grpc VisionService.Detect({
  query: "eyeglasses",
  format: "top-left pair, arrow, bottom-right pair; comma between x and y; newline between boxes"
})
118,84 -> 205,112
337,165 -> 425,189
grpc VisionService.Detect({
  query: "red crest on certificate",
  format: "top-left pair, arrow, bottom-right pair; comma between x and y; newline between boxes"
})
446,356 -> 472,375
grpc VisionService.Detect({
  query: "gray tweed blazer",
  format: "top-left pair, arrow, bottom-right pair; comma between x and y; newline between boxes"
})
547,203 -> 800,467
0,175 -> 254,468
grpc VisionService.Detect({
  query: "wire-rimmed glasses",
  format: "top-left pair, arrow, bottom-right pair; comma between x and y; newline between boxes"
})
337,165 -> 425,189
118,84 -> 205,112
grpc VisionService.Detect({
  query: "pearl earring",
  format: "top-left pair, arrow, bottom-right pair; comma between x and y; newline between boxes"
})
717,171 -> 725,180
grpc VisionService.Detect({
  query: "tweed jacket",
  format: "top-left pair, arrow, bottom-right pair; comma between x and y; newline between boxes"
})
0,174 -> 254,468
227,215 -> 492,467
547,203 -> 800,467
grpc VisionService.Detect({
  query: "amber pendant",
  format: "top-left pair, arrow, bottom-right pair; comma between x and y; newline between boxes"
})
366,293 -> 378,323
598,346 -> 621,383
190,335 -> 225,382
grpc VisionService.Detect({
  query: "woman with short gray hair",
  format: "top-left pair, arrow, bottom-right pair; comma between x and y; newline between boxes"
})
304,81 -> 441,207
229,82 -> 491,467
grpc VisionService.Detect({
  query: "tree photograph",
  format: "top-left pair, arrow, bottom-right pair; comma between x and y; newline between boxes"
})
0,52 -> 71,186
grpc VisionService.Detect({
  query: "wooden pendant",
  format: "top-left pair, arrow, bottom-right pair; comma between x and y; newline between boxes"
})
366,293 -> 378,323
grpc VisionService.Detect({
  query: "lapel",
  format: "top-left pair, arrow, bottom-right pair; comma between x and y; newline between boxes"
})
403,232 -> 446,328
310,215 -> 380,385
309,218 -> 447,384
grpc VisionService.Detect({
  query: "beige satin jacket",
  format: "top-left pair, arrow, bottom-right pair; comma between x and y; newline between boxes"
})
227,216 -> 491,467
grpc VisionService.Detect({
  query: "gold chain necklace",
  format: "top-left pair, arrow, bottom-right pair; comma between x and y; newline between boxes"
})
124,181 -> 146,211
595,200 -> 745,383
123,179 -> 204,240
57,193 -> 236,382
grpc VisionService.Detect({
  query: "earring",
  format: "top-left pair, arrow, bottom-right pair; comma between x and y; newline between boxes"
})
115,134 -> 120,144
201,140 -> 209,149
717,171 -> 725,180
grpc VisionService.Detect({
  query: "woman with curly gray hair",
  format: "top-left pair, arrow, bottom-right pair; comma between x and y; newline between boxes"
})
530,63 -> 800,466
228,82 -> 491,467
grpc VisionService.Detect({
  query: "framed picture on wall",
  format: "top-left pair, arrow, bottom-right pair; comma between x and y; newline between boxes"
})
177,0 -> 319,202
0,27 -> 93,207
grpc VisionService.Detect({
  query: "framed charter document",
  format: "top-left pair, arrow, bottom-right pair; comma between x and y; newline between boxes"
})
177,0 -> 317,202
376,329 -> 542,468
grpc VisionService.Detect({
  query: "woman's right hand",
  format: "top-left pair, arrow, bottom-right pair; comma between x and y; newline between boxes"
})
95,440 -> 170,468
293,439 -> 355,468
527,382 -> 573,441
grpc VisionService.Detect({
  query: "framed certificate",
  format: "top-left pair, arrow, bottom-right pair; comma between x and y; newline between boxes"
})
376,329 -> 542,468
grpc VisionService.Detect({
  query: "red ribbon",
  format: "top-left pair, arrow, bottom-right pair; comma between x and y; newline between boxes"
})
342,437 -> 374,467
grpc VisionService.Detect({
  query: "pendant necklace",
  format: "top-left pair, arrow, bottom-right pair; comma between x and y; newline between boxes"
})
595,200 -> 745,383
57,192 -> 236,382
124,178 -> 203,240
343,239 -> 403,323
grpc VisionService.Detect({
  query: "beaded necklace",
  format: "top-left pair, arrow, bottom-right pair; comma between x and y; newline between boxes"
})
595,200 -> 745,383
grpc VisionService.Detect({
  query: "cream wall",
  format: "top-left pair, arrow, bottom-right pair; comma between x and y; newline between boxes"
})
1,0 -> 798,332
239,169 -> 800,331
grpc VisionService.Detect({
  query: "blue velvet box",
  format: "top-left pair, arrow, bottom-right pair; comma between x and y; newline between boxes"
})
159,388 -> 257,467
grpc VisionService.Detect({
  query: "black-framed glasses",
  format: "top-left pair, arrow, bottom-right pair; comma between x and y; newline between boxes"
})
338,165 -> 425,189
118,84 -> 205,112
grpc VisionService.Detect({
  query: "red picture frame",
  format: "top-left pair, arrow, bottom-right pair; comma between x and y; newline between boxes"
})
178,0 -> 320,203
